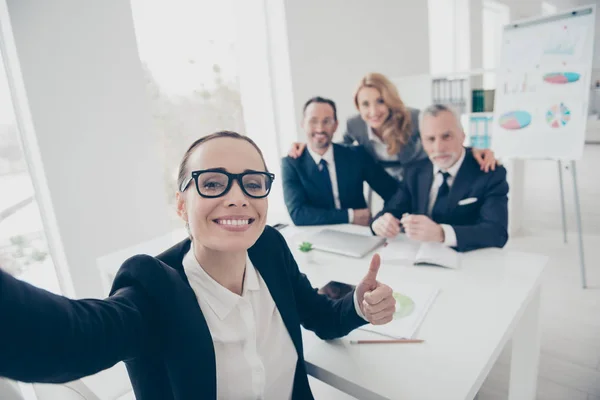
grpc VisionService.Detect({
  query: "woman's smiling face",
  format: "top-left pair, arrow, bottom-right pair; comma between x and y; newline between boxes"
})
177,137 -> 269,252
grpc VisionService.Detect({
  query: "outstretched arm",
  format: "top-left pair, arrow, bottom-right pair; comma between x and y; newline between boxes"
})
0,266 -> 155,383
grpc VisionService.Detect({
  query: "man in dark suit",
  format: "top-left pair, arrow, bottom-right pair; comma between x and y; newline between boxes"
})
282,96 -> 400,226
371,104 -> 509,252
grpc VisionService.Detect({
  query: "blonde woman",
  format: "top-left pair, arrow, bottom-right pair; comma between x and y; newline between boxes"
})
289,73 -> 497,181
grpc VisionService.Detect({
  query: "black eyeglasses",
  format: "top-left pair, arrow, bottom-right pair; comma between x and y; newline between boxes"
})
180,169 -> 275,199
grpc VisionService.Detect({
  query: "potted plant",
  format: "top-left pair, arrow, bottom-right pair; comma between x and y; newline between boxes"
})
298,241 -> 315,263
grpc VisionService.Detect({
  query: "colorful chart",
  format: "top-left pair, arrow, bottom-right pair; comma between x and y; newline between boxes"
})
546,103 -> 571,128
392,292 -> 415,319
499,110 -> 532,130
543,72 -> 581,84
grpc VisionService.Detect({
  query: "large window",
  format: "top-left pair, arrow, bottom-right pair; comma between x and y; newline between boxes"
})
0,53 -> 60,294
130,0 -> 246,226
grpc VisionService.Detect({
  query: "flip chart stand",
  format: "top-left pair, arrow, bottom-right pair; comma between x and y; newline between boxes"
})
557,160 -> 587,288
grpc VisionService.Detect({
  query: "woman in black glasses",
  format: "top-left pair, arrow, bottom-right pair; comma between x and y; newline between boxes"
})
0,131 -> 396,400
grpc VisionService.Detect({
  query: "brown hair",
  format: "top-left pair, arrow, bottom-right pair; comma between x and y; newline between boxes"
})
353,73 -> 412,155
176,131 -> 269,192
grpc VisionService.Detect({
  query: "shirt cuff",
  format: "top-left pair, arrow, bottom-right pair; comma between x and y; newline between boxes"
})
441,224 -> 457,247
348,209 -> 354,223
353,290 -> 368,321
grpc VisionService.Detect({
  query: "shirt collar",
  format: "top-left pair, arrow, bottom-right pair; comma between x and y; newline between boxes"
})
433,147 -> 466,178
182,250 -> 260,320
367,125 -> 385,144
307,144 -> 334,167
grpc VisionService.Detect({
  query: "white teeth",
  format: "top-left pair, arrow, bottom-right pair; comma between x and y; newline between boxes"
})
218,219 -> 249,226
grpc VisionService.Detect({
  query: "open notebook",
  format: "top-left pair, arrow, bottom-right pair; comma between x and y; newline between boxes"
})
378,236 -> 461,269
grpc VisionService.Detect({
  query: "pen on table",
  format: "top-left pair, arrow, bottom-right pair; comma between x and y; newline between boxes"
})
350,339 -> 424,344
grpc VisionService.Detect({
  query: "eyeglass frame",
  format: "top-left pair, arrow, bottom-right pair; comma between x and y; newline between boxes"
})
179,168 -> 276,199
307,117 -> 336,129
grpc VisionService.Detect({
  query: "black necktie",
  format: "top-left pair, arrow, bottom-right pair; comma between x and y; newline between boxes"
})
431,171 -> 451,223
319,159 -> 335,208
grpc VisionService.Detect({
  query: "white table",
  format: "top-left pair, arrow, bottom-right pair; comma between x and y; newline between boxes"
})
97,224 -> 546,400
283,225 -> 547,400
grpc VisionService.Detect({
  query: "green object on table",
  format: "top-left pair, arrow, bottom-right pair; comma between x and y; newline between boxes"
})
393,292 -> 416,319
299,242 -> 313,252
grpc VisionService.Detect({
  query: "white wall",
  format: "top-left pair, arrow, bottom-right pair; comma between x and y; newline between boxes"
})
279,0 -> 431,144
6,0 -> 171,298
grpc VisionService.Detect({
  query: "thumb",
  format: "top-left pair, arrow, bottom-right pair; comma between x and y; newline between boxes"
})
364,253 -> 381,282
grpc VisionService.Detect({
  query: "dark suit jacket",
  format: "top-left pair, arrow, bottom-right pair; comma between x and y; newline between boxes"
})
281,143 -> 400,226
0,226 -> 366,399
372,150 -> 509,252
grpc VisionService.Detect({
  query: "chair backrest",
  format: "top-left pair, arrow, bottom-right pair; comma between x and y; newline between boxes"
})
33,380 -> 101,400
0,378 -> 24,400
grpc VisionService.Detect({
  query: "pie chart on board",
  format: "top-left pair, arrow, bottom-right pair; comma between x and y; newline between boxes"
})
543,72 -> 580,84
546,103 -> 571,128
499,110 -> 532,130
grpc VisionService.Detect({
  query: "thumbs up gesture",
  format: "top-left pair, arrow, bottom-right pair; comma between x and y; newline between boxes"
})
355,254 -> 396,325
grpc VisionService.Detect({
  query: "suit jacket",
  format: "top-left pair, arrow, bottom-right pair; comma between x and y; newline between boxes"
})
342,108 -> 428,177
372,150 -> 509,252
281,143 -> 400,226
0,226 -> 367,399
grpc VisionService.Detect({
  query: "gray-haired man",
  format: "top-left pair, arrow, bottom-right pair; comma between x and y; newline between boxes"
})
371,104 -> 509,252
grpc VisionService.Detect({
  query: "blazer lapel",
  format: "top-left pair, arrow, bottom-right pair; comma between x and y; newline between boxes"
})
332,145 -> 351,208
302,151 -> 334,207
447,152 -> 479,210
417,165 -> 433,215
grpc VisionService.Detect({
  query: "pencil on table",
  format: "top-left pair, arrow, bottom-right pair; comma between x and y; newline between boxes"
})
349,339 -> 424,344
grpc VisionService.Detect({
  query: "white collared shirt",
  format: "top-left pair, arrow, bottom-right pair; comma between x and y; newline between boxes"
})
427,148 -> 466,248
183,250 -> 297,400
306,145 -> 354,223
367,126 -> 399,162
367,126 -> 404,181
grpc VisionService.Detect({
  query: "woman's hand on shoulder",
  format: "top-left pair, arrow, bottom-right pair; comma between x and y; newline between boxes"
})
472,148 -> 498,173
288,142 -> 306,159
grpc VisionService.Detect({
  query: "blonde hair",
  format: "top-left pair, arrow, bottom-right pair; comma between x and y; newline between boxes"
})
353,73 -> 412,155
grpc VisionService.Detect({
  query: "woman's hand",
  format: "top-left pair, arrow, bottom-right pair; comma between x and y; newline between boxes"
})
355,254 -> 395,325
472,148 -> 498,172
288,142 -> 306,159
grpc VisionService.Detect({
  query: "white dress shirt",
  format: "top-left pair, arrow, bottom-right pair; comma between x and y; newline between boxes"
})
183,250 -> 297,400
427,148 -> 466,248
307,145 -> 354,223
367,126 -> 405,181
367,126 -> 399,162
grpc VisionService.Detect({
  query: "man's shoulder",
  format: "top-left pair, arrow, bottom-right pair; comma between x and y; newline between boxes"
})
464,150 -> 507,175
461,150 -> 508,186
333,143 -> 370,162
281,150 -> 309,168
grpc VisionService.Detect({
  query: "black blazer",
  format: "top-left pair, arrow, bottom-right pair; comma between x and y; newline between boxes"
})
281,143 -> 400,226
372,149 -> 509,252
0,226 -> 367,399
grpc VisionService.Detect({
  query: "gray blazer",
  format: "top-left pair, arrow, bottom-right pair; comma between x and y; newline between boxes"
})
342,107 -> 427,180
